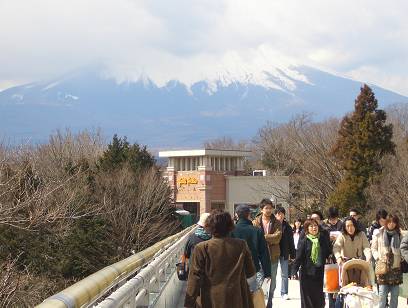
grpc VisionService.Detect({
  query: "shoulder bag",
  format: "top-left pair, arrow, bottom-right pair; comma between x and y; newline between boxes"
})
375,259 -> 388,275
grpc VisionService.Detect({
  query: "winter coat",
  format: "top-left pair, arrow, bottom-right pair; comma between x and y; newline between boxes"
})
231,218 -> 271,276
292,232 -> 331,277
279,220 -> 296,260
371,227 -> 402,285
184,237 -> 256,308
323,219 -> 343,262
253,215 -> 282,263
333,231 -> 372,261
401,233 -> 408,262
323,219 -> 343,233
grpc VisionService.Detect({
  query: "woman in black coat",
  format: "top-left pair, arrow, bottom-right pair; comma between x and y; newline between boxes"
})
292,218 -> 331,308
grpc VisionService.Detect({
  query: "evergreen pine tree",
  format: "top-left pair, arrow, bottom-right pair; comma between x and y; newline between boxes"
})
328,85 -> 395,214
98,134 -> 155,174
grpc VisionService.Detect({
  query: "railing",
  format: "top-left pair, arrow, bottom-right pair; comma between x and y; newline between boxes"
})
96,226 -> 194,308
36,226 -> 195,308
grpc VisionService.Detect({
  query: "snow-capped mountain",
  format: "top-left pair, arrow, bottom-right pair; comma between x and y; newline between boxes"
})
1,66 -> 407,147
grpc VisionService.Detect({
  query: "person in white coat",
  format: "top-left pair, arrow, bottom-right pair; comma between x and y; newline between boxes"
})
371,214 -> 403,308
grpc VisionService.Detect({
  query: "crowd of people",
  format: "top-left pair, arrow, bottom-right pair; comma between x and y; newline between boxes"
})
182,200 -> 408,308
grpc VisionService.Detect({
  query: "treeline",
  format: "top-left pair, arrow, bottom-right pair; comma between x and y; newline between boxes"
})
205,85 -> 408,228
253,85 -> 408,228
0,131 -> 180,306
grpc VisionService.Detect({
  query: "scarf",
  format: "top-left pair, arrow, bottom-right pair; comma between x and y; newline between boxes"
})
384,229 -> 400,255
306,233 -> 320,264
195,226 -> 211,241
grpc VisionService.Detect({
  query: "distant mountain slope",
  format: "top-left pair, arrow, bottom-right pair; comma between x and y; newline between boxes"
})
1,66 -> 407,147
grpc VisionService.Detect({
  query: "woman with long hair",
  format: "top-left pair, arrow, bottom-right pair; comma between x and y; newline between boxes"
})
184,210 -> 256,308
292,218 -> 331,308
293,218 -> 303,251
371,214 -> 403,308
292,218 -> 303,280
333,216 -> 371,265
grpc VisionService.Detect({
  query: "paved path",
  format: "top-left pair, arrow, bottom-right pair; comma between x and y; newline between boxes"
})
177,266 -> 408,307
269,267 -> 407,307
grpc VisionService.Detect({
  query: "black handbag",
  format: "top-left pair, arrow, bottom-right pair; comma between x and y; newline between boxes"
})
401,260 -> 408,273
176,261 -> 189,281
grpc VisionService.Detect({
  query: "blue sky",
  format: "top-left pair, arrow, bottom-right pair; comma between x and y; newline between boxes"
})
1,0 -> 407,95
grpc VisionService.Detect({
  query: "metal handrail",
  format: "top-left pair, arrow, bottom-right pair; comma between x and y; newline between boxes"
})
36,226 -> 194,308
96,225 -> 194,307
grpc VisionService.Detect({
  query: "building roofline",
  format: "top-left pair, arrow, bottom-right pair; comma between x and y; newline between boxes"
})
158,149 -> 251,158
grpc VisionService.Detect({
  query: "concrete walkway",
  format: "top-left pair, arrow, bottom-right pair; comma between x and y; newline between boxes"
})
176,267 -> 408,307
267,268 -> 407,307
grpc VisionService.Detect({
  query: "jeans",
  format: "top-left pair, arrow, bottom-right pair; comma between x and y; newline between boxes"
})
279,257 -> 289,296
379,284 -> 399,308
266,261 -> 279,308
328,293 -> 335,308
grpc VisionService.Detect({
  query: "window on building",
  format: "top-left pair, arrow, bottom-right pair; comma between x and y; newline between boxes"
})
211,202 -> 225,211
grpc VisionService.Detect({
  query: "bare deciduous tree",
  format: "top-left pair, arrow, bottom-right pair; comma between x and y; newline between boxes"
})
204,136 -> 249,150
254,114 -> 342,214
366,104 -> 408,228
95,167 -> 179,255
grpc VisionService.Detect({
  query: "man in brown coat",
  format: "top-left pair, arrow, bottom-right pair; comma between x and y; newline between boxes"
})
184,210 -> 256,308
253,198 -> 282,308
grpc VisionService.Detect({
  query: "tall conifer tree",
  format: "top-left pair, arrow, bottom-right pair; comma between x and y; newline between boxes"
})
328,85 -> 395,214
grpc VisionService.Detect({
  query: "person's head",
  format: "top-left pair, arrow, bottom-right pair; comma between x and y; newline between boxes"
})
235,204 -> 251,220
197,212 -> 210,227
260,198 -> 274,218
349,208 -> 360,221
385,214 -> 400,234
206,210 -> 234,237
304,219 -> 319,236
376,209 -> 388,227
274,207 -> 286,222
343,217 -> 358,236
311,210 -> 323,224
328,206 -> 339,223
294,218 -> 302,229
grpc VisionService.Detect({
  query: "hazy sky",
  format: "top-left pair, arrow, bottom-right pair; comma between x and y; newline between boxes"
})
1,0 -> 407,95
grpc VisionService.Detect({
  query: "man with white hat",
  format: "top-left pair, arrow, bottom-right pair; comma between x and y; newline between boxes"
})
184,212 -> 211,263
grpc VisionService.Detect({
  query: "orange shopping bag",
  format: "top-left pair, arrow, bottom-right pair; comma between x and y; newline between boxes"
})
324,263 -> 340,293
252,288 -> 266,308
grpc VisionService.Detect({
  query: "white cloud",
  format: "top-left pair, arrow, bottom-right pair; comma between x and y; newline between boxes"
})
0,0 -> 407,95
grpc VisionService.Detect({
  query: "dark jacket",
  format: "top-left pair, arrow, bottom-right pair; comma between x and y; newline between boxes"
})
322,219 -> 343,262
184,226 -> 211,259
184,237 -> 256,308
231,218 -> 271,276
279,220 -> 296,260
292,232 -> 331,277
323,219 -> 343,233
367,221 -> 381,242
355,219 -> 366,234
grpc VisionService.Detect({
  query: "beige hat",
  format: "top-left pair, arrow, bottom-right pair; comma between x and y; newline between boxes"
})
197,213 -> 210,227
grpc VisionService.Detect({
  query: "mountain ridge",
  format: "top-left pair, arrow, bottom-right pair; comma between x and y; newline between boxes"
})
1,65 -> 407,147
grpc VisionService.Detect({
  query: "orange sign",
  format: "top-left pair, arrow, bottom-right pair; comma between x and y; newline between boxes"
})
177,177 -> 198,185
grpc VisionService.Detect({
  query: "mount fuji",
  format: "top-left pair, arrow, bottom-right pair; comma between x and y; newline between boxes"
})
1,65 -> 407,147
